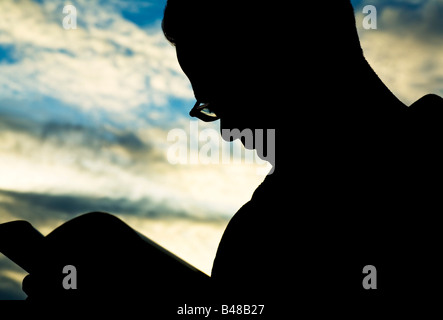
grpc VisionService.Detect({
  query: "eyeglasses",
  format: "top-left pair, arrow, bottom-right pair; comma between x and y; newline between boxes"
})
189,101 -> 220,122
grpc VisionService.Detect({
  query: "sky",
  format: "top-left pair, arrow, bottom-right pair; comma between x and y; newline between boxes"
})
1,0 -> 443,299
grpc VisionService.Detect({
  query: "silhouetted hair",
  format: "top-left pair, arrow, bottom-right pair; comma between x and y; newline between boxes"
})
162,0 -> 362,58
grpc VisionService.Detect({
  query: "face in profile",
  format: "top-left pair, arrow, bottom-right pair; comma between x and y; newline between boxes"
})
175,39 -> 263,139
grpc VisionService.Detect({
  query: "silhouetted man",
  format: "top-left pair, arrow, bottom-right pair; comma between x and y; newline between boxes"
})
1,0 -> 442,315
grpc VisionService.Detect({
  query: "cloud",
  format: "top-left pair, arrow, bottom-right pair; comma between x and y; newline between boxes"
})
0,0 -> 267,217
367,0 -> 443,37
0,0 -> 193,113
0,188 -> 228,223
355,0 -> 443,105
0,110 -> 265,219
0,0 -> 266,215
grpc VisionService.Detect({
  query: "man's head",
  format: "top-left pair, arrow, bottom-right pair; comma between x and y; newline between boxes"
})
162,1 -> 363,160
